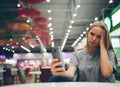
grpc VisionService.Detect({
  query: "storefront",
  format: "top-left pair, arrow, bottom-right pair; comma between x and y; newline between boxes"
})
104,5 -> 120,62
104,5 -> 120,81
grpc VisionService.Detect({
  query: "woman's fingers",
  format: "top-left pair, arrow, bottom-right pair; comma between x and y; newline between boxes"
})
51,67 -> 65,75
50,59 -> 65,75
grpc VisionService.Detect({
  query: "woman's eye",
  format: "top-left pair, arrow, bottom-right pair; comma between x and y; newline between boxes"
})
90,32 -> 94,36
97,36 -> 101,39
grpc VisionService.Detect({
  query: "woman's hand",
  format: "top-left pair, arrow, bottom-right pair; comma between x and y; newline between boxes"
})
99,30 -> 105,47
50,58 -> 65,76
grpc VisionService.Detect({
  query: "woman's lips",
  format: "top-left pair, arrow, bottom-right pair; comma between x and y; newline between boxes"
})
89,41 -> 96,46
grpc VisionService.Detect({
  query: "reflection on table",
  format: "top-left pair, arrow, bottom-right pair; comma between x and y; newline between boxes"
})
1,82 -> 120,87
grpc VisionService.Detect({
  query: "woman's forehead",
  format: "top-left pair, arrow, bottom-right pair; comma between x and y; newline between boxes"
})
89,26 -> 104,35
89,26 -> 104,32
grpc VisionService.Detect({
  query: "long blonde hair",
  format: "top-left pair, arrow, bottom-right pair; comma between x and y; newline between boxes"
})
85,21 -> 117,64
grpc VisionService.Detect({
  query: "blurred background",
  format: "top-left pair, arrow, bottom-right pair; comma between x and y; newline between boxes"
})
0,0 -> 120,85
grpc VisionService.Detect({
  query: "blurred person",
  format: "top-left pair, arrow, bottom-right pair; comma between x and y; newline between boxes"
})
49,21 -> 117,82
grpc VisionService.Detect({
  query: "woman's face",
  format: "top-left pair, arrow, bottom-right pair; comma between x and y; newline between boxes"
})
87,26 -> 104,48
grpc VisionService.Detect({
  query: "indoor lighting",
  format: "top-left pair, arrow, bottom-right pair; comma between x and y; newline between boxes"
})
47,9 -> 51,13
48,17 -> 52,20
76,5 -> 80,8
61,38 -> 67,51
21,45 -> 31,53
7,44 -> 9,46
26,19 -> 30,23
109,0 -> 113,4
51,42 -> 54,47
71,20 -> 75,24
10,39 -> 13,41
73,13 -> 77,17
50,34 -> 54,40
67,29 -> 71,33
94,17 -> 98,21
69,25 -> 72,29
17,3 -> 21,7
86,27 -> 89,31
46,0 -> 50,2
29,43 -> 35,48
48,23 -> 52,27
50,28 -> 53,30
50,31 -> 53,35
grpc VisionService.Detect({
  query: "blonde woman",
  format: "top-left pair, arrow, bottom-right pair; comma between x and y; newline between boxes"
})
49,21 -> 117,82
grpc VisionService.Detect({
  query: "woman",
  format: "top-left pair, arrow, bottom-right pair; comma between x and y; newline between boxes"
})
49,21 -> 117,82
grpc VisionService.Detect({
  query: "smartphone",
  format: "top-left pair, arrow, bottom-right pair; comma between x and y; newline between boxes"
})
51,47 -> 63,61
51,47 -> 64,68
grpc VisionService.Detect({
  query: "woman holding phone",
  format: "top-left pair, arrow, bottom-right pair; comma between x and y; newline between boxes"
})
49,21 -> 117,82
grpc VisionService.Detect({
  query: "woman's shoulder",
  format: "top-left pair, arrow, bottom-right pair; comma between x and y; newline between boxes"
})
73,48 -> 86,55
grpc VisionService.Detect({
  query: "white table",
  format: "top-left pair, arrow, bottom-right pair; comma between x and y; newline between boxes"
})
29,71 -> 41,83
29,71 -> 41,75
1,82 -> 120,87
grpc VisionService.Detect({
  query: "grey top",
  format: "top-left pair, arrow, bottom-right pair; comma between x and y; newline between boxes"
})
69,49 -> 116,82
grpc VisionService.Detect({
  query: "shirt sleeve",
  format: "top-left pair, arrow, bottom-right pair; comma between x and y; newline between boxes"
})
108,49 -> 116,70
69,52 -> 79,67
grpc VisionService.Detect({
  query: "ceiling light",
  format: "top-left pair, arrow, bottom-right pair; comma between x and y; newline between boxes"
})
67,29 -> 71,33
12,46 -> 15,49
10,39 -> 13,41
23,37 -> 25,40
21,45 -> 31,53
94,17 -> 98,21
89,23 -> 92,26
86,27 -> 89,31
61,38 -> 67,51
50,31 -> 53,35
66,33 -> 69,36
71,40 -> 78,47
83,31 -> 86,34
76,5 -> 80,8
26,19 -> 30,23
29,43 -> 35,48
48,23 -> 52,27
48,17 -> 52,20
48,10 -> 51,13
78,37 -> 82,40
51,42 -> 54,47
65,35 -> 68,39
17,3 -> 21,7
16,42 -> 19,45
7,44 -> 9,46
51,35 -> 54,40
50,28 -> 53,30
109,0 -> 113,4
71,20 -> 75,24
80,34 -> 83,37
3,47 -> 5,50
69,25 -> 72,28
46,0 -> 50,2
73,13 -> 77,17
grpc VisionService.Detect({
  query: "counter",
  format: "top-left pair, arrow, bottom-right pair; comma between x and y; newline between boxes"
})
1,82 -> 120,87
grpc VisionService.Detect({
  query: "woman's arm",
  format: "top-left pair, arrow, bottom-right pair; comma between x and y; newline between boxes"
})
50,58 -> 76,79
100,31 -> 113,78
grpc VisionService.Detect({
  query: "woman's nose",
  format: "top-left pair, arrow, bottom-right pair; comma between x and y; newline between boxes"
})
92,36 -> 96,40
